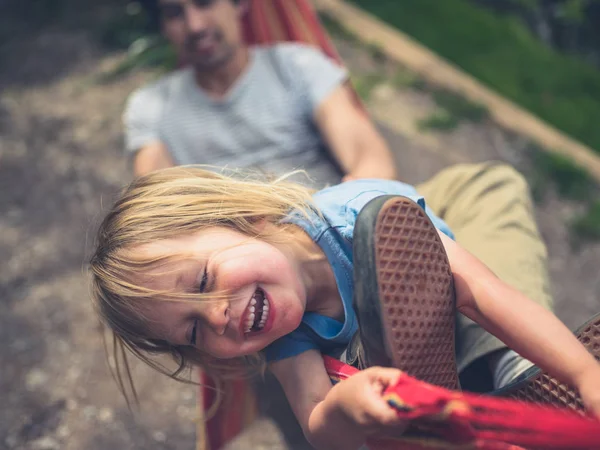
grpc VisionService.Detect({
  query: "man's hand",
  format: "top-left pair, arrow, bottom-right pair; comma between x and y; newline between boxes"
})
133,142 -> 174,177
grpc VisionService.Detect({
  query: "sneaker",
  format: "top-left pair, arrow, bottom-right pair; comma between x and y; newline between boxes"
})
492,312 -> 600,412
352,195 -> 460,390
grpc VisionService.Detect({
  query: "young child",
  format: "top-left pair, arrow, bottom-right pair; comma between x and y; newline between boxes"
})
90,166 -> 600,450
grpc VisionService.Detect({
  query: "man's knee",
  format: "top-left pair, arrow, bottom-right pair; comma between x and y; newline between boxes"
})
418,162 -> 533,222
427,162 -> 529,196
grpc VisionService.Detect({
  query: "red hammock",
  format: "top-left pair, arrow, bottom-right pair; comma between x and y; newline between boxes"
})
242,0 -> 340,62
326,357 -> 600,450
200,355 -> 600,450
196,1 -> 600,449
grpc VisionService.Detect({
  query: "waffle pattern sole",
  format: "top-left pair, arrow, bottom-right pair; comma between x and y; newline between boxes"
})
504,313 -> 600,412
374,197 -> 460,390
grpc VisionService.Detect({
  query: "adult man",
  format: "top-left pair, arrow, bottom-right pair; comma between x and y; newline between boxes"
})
125,0 -> 397,185
124,0 -> 562,424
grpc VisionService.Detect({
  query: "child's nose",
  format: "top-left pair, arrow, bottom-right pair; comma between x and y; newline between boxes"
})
202,300 -> 230,336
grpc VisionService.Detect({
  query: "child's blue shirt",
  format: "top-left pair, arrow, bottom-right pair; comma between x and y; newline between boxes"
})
263,179 -> 454,362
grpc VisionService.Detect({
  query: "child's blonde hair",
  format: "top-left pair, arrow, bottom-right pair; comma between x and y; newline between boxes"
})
90,166 -> 316,400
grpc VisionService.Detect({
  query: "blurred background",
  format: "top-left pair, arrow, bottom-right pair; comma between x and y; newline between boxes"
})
1,0 -> 600,449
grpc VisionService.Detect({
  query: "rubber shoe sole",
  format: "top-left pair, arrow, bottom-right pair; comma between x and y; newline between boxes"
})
494,312 -> 600,412
353,195 -> 460,390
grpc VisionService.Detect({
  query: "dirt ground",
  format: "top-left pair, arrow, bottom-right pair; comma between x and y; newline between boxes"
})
1,3 -> 599,450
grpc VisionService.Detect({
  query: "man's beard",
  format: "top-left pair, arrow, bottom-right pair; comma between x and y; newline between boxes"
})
184,30 -> 232,70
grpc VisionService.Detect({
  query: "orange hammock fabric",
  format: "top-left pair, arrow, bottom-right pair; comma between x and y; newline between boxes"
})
196,1 -> 600,449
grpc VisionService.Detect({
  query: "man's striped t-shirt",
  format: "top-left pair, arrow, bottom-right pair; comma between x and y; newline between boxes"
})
123,43 -> 348,187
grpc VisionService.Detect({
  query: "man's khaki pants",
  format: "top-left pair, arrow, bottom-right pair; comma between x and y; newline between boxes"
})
416,161 -> 553,373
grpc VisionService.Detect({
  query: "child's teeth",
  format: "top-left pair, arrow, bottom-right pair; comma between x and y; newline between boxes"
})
258,300 -> 270,327
245,293 -> 271,334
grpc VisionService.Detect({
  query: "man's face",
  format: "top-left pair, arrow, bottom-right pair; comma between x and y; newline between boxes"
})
159,0 -> 245,71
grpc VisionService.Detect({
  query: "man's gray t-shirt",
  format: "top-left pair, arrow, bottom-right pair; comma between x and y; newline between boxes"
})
124,43 -> 348,187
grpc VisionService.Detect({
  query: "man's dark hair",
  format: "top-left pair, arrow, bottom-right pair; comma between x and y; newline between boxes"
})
140,0 -> 243,25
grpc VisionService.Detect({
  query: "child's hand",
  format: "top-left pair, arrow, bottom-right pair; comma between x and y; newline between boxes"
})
576,366 -> 600,420
329,367 -> 407,437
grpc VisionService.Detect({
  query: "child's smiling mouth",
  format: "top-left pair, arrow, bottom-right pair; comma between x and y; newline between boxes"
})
243,288 -> 270,334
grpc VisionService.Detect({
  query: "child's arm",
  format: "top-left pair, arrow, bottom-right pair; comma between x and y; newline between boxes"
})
439,231 -> 600,417
270,350 -> 404,450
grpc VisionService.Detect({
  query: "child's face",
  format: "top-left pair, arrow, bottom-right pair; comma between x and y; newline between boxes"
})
133,227 -> 307,359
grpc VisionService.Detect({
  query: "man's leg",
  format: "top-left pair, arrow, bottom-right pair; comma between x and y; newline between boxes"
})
416,161 -> 553,390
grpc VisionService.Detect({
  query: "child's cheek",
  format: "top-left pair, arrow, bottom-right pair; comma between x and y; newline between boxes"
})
203,339 -> 240,359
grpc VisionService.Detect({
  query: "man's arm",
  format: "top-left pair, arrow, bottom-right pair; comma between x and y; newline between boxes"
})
132,142 -> 174,177
277,43 -> 397,181
315,84 -> 398,181
123,81 -> 175,177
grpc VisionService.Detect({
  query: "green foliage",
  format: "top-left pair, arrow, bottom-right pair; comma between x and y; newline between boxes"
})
97,38 -> 177,83
417,111 -> 460,131
391,70 -> 421,89
99,2 -> 155,50
571,201 -> 600,244
416,87 -> 489,133
507,0 -> 541,12
95,2 -> 177,81
525,146 -> 600,244
352,74 -> 385,101
365,42 -> 387,63
348,0 -> 600,153
531,150 -> 595,201
432,90 -> 489,123
318,12 -> 359,44
561,0 -> 586,24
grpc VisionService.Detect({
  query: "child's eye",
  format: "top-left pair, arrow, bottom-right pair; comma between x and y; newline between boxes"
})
189,320 -> 198,346
197,267 -> 209,293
